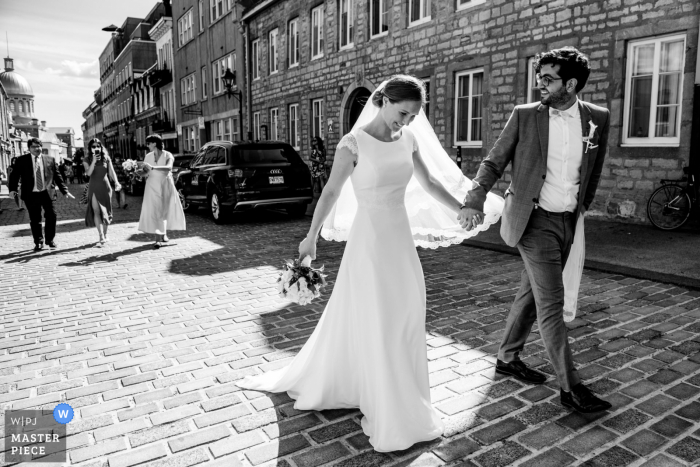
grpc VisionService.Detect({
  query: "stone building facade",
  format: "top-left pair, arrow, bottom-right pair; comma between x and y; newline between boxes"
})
242,0 -> 699,223
172,0 -> 247,155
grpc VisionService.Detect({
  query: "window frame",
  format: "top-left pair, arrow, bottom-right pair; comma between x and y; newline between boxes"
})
270,107 -> 279,140
212,53 -> 235,96
456,0 -> 486,11
253,111 -> 261,141
210,0 -> 225,22
339,0 -> 354,50
622,33 -> 686,147
201,66 -> 207,99
408,0 -> 431,27
311,5 -> 325,60
369,0 -> 390,39
199,0 -> 205,32
453,68 -> 485,147
252,39 -> 260,80
288,18 -> 299,67
526,56 -> 540,104
289,103 -> 300,150
178,9 -> 194,47
312,99 -> 324,139
269,28 -> 279,75
180,73 -> 197,106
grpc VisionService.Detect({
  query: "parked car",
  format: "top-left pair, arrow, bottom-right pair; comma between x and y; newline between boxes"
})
172,153 -> 195,181
175,141 -> 313,223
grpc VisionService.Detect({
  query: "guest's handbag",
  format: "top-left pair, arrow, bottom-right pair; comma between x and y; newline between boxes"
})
79,185 -> 89,204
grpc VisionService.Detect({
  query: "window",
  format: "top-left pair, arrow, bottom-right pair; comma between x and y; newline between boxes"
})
224,118 -> 232,141
199,0 -> 205,31
252,39 -> 260,80
232,116 -> 240,140
311,5 -> 324,59
212,53 -> 234,95
423,78 -> 431,120
214,119 -> 224,140
19,101 -> 23,113
186,125 -> 200,152
288,19 -> 299,67
623,34 -> 686,146
409,0 -> 431,25
527,57 -> 541,104
289,103 -> 299,149
253,112 -> 261,141
269,29 -> 278,74
454,69 -> 484,146
210,0 -> 224,22
178,9 -> 193,46
312,99 -> 324,138
270,108 -> 279,140
180,73 -> 197,106
339,0 -> 354,49
9,102 -> 14,112
457,0 -> 485,10
201,67 -> 207,99
370,0 -> 389,37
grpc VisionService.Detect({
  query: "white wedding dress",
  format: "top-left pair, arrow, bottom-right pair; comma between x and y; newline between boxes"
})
238,126 -> 445,451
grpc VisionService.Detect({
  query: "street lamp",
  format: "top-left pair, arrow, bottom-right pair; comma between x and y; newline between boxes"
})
222,68 -> 244,141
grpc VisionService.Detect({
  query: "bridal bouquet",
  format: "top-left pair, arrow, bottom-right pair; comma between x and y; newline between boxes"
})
277,257 -> 327,305
122,159 -> 138,172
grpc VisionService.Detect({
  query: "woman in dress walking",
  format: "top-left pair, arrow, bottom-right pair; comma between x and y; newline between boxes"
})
309,137 -> 328,193
238,75 -> 503,452
84,138 -> 121,246
138,134 -> 185,248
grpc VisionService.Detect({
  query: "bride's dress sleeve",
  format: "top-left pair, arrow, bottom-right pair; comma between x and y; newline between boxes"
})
320,133 -> 359,242
336,133 -> 358,157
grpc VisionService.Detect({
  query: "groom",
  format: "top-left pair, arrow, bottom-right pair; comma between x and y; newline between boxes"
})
459,47 -> 611,413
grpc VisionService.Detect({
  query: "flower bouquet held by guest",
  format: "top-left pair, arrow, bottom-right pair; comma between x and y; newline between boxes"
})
137,134 -> 186,248
309,137 -> 327,193
112,155 -> 129,209
84,138 -> 121,247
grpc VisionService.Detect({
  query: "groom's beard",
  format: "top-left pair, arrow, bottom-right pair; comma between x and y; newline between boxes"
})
540,86 -> 570,107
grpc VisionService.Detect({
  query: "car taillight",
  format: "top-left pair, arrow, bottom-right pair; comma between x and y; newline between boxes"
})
228,169 -> 243,178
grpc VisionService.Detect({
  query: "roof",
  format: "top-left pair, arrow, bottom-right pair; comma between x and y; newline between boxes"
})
47,127 -> 75,135
241,0 -> 276,21
0,69 -> 34,97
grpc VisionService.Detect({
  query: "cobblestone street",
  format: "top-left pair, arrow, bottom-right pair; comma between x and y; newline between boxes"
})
2,188 -> 700,467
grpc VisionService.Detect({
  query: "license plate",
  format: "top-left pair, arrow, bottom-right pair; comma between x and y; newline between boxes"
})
191,177 -> 199,185
269,176 -> 284,184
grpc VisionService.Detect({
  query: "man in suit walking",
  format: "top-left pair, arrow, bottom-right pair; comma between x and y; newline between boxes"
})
459,47 -> 611,413
8,137 -> 75,251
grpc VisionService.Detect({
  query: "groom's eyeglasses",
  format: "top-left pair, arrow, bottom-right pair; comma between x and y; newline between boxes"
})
535,74 -> 563,86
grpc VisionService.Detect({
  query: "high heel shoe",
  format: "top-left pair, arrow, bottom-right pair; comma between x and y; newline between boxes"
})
154,242 -> 162,249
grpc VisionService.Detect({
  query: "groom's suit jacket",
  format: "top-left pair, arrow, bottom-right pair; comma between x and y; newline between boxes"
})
8,153 -> 68,201
464,100 -> 610,247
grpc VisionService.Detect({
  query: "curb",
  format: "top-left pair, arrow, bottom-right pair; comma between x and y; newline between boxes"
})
462,239 -> 700,292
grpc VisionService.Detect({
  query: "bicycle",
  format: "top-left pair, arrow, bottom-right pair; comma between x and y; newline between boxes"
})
647,166 -> 698,230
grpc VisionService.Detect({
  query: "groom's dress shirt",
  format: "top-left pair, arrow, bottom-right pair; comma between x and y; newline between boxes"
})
538,100 -> 583,213
31,154 -> 46,192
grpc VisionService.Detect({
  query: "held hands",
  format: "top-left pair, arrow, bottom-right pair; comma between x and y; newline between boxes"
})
458,207 -> 484,231
298,234 -> 317,263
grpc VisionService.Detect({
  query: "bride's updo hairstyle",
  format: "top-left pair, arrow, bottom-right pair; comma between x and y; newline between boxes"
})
371,75 -> 427,108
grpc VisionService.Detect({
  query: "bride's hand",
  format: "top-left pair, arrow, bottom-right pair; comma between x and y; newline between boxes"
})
298,234 -> 317,262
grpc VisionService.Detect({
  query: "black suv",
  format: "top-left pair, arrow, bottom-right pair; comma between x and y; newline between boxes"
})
176,141 -> 313,223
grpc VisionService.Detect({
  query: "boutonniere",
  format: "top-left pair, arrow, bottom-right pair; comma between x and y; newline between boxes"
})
583,120 -> 598,153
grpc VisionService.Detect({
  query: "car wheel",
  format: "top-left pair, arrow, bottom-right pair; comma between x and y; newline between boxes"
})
178,188 -> 195,212
210,192 -> 227,224
286,204 -> 308,218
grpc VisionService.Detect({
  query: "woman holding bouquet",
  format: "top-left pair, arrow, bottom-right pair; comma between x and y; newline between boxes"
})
238,75 -> 503,452
84,138 -> 121,246
137,134 -> 185,248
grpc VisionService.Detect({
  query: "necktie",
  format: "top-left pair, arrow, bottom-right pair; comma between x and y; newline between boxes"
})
551,109 -> 568,119
35,156 -> 44,191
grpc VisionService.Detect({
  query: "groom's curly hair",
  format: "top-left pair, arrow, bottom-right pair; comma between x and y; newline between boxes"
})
372,75 -> 427,108
535,47 -> 591,93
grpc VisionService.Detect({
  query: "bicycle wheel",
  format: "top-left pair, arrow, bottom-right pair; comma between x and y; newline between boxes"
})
647,184 -> 691,230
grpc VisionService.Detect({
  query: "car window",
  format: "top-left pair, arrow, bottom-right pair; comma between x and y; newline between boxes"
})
190,148 -> 208,168
202,146 -> 225,165
236,146 -> 303,164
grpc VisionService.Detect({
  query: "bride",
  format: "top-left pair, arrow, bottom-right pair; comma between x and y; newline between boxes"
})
237,75 -> 503,452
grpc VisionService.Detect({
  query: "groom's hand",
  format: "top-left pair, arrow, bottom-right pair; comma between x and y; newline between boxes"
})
458,207 -> 484,231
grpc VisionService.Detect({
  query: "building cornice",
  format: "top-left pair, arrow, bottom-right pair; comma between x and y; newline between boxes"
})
149,17 -> 173,42
242,0 -> 281,22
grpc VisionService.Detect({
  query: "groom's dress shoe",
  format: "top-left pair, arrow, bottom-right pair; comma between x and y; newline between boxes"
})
561,383 -> 612,413
495,359 -> 546,385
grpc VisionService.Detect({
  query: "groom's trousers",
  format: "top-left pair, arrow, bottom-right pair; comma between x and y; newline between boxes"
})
498,208 -> 581,392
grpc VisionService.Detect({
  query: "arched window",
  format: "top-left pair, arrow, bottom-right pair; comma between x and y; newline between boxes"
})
19,101 -> 24,112
9,102 -> 14,112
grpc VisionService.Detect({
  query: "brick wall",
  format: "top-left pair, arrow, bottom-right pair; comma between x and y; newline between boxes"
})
244,0 -> 698,223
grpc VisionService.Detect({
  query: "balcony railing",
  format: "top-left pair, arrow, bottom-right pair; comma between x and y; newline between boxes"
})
148,68 -> 172,88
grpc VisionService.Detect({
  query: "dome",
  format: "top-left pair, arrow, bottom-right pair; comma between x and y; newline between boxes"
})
0,58 -> 34,97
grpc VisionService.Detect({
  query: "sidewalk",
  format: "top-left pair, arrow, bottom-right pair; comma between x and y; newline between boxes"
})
464,217 -> 700,290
